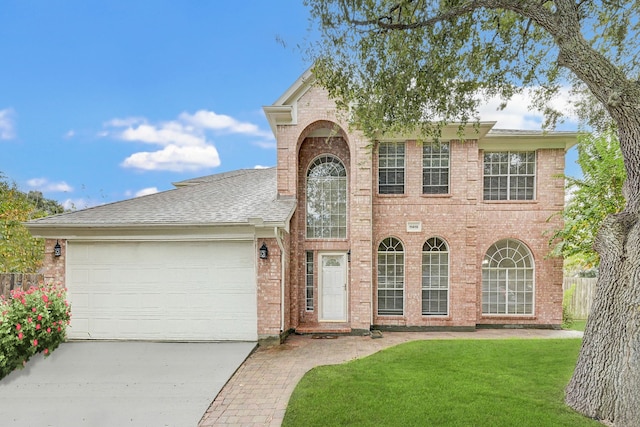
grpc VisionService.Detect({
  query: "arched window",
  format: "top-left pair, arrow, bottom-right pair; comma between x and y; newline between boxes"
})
377,237 -> 404,316
422,237 -> 449,315
306,155 -> 347,239
482,239 -> 534,315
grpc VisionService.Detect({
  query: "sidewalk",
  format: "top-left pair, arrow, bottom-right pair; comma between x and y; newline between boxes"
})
199,329 -> 583,426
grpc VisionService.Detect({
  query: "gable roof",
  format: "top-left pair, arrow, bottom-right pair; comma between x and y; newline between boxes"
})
26,168 -> 295,232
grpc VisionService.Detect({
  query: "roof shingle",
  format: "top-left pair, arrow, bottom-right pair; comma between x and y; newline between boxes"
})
27,168 -> 295,227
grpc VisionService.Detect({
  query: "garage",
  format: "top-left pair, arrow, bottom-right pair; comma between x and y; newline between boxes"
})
66,240 -> 257,341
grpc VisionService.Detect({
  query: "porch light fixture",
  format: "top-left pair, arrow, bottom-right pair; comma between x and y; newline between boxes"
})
259,243 -> 268,259
54,240 -> 62,257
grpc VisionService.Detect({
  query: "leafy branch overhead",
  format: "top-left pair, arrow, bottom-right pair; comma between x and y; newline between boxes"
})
306,0 -> 640,138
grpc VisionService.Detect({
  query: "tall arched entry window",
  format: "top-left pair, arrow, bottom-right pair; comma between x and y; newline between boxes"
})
306,155 -> 347,239
377,237 -> 404,316
422,237 -> 449,316
482,239 -> 534,315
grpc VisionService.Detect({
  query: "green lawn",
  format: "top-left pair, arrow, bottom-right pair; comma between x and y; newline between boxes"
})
283,339 -> 598,427
568,320 -> 587,332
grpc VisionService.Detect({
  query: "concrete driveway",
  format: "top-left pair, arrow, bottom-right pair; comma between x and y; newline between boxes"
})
0,341 -> 256,427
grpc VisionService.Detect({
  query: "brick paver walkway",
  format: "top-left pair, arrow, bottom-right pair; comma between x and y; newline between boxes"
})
198,329 -> 583,426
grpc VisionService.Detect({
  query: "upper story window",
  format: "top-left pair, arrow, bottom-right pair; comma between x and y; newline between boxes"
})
306,155 -> 347,239
483,152 -> 536,200
422,142 -> 450,194
378,142 -> 405,194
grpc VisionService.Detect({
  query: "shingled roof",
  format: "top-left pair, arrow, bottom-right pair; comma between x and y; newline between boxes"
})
26,168 -> 295,228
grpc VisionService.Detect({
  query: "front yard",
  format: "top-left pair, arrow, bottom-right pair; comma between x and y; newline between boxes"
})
283,338 -> 598,426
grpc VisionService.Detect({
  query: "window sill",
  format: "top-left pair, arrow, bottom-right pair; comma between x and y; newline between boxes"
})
480,314 -> 536,319
376,194 -> 407,198
420,194 -> 452,198
482,200 -> 538,204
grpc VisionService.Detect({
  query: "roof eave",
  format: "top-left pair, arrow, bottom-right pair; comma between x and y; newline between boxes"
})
481,131 -> 579,151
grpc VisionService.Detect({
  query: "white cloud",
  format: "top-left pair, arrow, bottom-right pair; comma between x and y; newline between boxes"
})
64,130 -> 75,138
61,198 -> 101,211
180,110 -> 273,138
105,117 -> 146,127
0,108 -> 16,140
476,87 -> 577,130
120,122 -> 205,147
134,187 -> 159,197
27,178 -> 73,193
104,109 -> 270,172
121,144 -> 220,172
252,140 -> 277,150
254,165 -> 272,169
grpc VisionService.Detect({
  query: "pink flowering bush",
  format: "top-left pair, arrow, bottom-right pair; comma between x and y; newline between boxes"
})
0,284 -> 71,380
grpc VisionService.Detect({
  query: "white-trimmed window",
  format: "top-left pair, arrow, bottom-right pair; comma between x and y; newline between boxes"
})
306,155 -> 347,238
377,237 -> 404,316
305,251 -> 314,311
423,142 -> 449,194
422,237 -> 449,315
378,142 -> 405,194
483,152 -> 536,200
482,239 -> 534,315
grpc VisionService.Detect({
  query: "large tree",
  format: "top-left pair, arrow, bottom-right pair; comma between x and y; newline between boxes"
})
0,175 -> 64,272
305,1 -> 640,425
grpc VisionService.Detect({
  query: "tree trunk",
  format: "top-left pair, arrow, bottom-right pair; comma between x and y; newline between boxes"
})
565,212 -> 640,425
565,118 -> 640,426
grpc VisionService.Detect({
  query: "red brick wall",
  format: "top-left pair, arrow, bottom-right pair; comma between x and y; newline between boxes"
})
273,84 -> 566,332
41,238 -> 66,286
290,135 -> 351,326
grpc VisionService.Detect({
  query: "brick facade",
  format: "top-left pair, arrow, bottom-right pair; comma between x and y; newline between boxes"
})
33,73 -> 570,345
263,79 -> 570,336
42,238 -> 66,286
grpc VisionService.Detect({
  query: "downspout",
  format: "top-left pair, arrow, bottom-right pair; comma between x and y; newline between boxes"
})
274,227 -> 285,333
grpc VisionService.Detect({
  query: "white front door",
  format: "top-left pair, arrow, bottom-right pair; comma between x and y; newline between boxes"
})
320,253 -> 347,321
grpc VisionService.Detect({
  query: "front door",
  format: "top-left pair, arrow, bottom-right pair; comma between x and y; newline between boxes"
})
320,253 -> 347,321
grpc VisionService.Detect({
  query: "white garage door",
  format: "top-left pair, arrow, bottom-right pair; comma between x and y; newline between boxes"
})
66,241 -> 257,341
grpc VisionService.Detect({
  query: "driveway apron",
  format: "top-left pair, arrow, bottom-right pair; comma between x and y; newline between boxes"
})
0,341 -> 255,427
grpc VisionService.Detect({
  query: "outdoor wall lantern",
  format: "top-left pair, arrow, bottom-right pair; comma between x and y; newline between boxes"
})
54,240 -> 62,257
259,243 -> 268,259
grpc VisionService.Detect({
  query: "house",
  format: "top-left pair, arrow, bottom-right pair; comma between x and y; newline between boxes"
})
26,70 -> 576,344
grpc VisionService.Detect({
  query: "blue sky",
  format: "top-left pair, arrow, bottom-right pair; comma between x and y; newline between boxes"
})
1,1 -> 580,209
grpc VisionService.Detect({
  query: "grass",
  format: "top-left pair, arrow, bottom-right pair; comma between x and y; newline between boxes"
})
283,339 -> 598,427
568,320 -> 587,332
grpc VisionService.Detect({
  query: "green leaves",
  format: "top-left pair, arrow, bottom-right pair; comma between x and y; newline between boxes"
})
0,284 -> 71,380
306,0 -> 569,138
549,129 -> 626,268
0,174 -> 64,273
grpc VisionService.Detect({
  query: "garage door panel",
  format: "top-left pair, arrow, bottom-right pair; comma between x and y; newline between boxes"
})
67,241 -> 257,341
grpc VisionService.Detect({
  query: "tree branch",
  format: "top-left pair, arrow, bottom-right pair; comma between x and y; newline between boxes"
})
339,0 -> 557,35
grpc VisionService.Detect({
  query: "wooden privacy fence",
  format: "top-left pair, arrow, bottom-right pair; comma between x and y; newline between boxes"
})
563,277 -> 597,320
0,273 -> 44,299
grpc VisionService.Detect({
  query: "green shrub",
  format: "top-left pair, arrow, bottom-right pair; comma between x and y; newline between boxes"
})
0,284 -> 71,380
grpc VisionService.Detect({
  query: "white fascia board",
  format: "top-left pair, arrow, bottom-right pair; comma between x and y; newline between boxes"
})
25,223 -> 259,241
480,132 -> 578,151
263,68 -> 315,135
